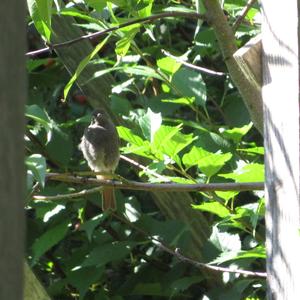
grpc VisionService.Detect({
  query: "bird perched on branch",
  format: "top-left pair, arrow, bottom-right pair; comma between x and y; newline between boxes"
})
79,108 -> 120,211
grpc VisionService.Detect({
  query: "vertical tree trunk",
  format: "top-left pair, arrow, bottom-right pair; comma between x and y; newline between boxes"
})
0,0 -> 26,299
262,1 -> 300,299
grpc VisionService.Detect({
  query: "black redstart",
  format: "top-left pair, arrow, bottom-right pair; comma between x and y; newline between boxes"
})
79,108 -> 120,211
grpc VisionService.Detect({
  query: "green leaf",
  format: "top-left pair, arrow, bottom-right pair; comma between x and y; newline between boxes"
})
67,266 -> 104,300
26,104 -> 51,129
183,146 -> 232,178
32,220 -> 69,263
219,163 -> 265,182
161,97 -> 195,106
211,246 -> 266,264
238,147 -> 264,155
221,123 -> 253,143
152,125 -> 196,165
157,57 -> 181,76
170,276 -> 204,295
210,226 -> 241,253
82,241 -> 137,267
123,65 -> 164,80
85,0 -> 106,12
46,124 -> 73,166
117,126 -> 144,146
63,34 -> 111,99
80,214 -> 107,242
25,154 -> 47,188
171,67 -> 206,106
138,108 -> 162,142
116,24 -> 140,57
192,201 -> 230,218
27,0 -> 53,41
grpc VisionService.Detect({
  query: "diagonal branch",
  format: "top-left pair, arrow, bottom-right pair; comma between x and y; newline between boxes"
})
26,11 -> 206,58
112,213 -> 267,278
232,0 -> 258,32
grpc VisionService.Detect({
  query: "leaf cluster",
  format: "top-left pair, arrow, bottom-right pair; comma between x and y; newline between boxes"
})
25,0 -> 265,299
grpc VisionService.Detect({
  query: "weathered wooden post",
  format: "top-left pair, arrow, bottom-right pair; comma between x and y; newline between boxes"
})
0,0 -> 26,299
262,2 -> 300,299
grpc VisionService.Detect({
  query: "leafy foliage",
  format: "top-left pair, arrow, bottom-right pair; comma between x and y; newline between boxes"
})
25,0 -> 265,299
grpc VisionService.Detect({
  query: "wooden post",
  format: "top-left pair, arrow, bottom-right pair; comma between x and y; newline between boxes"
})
262,1 -> 300,299
0,0 -> 26,299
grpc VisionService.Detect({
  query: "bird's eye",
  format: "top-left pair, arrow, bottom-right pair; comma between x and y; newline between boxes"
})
97,113 -> 102,118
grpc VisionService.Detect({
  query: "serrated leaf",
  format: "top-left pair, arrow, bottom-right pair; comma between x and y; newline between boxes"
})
222,123 -> 253,143
138,108 -> 162,142
219,163 -> 264,182
171,67 -> 206,106
193,201 -> 230,218
32,220 -> 69,263
25,154 -> 47,188
152,125 -> 196,164
183,146 -> 232,178
64,34 -> 111,99
117,126 -> 144,146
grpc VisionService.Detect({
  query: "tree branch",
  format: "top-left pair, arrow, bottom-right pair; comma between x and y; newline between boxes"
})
203,0 -> 263,134
26,11 -> 206,58
161,49 -> 226,76
37,173 -> 264,200
112,213 -> 267,278
232,0 -> 257,32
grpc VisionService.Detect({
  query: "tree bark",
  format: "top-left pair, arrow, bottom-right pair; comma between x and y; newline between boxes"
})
262,1 -> 300,299
0,0 -> 26,298
203,0 -> 264,135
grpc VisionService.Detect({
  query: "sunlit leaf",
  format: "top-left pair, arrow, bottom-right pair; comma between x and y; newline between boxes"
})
139,108 -> 162,142
183,146 -> 232,177
193,201 -> 230,218
25,154 -> 47,188
64,34 -> 111,99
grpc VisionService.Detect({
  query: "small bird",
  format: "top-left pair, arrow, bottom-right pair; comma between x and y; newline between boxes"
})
79,109 -> 120,211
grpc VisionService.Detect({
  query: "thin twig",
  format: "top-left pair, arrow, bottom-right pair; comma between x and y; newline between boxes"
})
45,172 -> 264,192
157,243 -> 267,278
232,0 -> 257,32
112,212 -> 267,278
120,155 -> 170,182
33,186 -> 102,201
161,49 -> 226,76
26,12 -> 206,58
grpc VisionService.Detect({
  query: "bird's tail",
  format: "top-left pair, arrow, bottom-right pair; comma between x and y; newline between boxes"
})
97,175 -> 116,211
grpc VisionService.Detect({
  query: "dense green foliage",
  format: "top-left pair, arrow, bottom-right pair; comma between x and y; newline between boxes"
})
26,0 -> 265,299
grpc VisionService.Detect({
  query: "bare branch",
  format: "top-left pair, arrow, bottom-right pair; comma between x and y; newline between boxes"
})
232,0 -> 257,32
158,243 -> 267,278
112,213 -> 267,278
45,172 -> 264,192
26,12 -> 206,58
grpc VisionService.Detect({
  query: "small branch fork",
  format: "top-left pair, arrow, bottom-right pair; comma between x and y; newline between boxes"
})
32,172 -> 264,201
112,213 -> 267,278
26,11 -> 206,58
